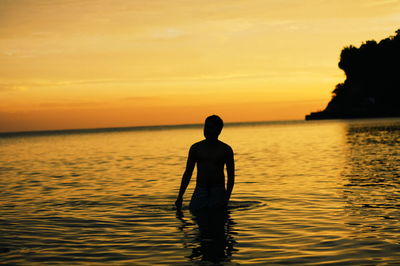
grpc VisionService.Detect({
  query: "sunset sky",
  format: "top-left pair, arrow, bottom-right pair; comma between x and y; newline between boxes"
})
1,0 -> 399,132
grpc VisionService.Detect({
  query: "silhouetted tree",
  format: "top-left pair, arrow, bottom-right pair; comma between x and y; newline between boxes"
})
306,29 -> 400,119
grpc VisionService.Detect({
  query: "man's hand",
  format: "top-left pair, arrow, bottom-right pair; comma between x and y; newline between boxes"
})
175,197 -> 183,209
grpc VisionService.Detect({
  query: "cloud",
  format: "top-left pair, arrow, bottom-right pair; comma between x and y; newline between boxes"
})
363,0 -> 400,7
150,28 -> 187,40
0,79 -> 133,92
38,101 -> 106,108
122,96 -> 160,101
0,83 -> 27,92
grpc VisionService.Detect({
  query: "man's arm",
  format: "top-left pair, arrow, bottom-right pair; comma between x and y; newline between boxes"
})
175,146 -> 196,209
226,146 -> 235,201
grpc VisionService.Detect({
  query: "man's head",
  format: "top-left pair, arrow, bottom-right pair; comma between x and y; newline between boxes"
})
204,115 -> 224,140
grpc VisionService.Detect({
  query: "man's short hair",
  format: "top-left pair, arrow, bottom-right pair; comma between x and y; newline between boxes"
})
205,115 -> 224,131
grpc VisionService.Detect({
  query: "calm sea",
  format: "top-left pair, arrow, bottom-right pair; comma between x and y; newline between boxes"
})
1,119 -> 399,265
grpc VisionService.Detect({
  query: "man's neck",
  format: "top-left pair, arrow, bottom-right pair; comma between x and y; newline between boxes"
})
205,138 -> 219,144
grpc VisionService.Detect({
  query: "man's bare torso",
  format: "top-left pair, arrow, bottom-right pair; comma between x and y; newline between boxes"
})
191,140 -> 232,187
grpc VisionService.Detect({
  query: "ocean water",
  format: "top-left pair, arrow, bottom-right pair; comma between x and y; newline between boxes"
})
1,119 -> 399,265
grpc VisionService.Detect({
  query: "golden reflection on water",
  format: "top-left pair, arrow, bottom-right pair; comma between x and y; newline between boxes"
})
341,121 -> 400,248
1,119 -> 400,265
226,121 -> 347,205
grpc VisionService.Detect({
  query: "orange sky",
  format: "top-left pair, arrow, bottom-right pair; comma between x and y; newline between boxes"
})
1,0 -> 399,132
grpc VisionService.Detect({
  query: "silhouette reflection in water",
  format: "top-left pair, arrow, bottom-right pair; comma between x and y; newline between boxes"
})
176,209 -> 238,263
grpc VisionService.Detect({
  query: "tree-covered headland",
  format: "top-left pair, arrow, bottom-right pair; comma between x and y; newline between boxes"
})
306,29 -> 400,120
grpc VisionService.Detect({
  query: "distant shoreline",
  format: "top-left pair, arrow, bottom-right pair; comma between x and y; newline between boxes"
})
3,118 -> 400,138
0,120 -> 303,137
305,112 -> 400,120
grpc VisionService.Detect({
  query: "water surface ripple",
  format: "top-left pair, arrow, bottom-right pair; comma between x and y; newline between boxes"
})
1,119 -> 400,265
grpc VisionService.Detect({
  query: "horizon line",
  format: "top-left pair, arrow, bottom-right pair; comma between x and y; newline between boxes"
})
0,119 -> 306,137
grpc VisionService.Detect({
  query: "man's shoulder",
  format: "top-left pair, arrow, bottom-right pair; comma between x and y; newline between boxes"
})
218,140 -> 233,152
193,140 -> 204,146
190,140 -> 204,150
191,140 -> 233,151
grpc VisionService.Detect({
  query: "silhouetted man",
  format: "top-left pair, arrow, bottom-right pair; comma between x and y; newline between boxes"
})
175,115 -> 235,212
